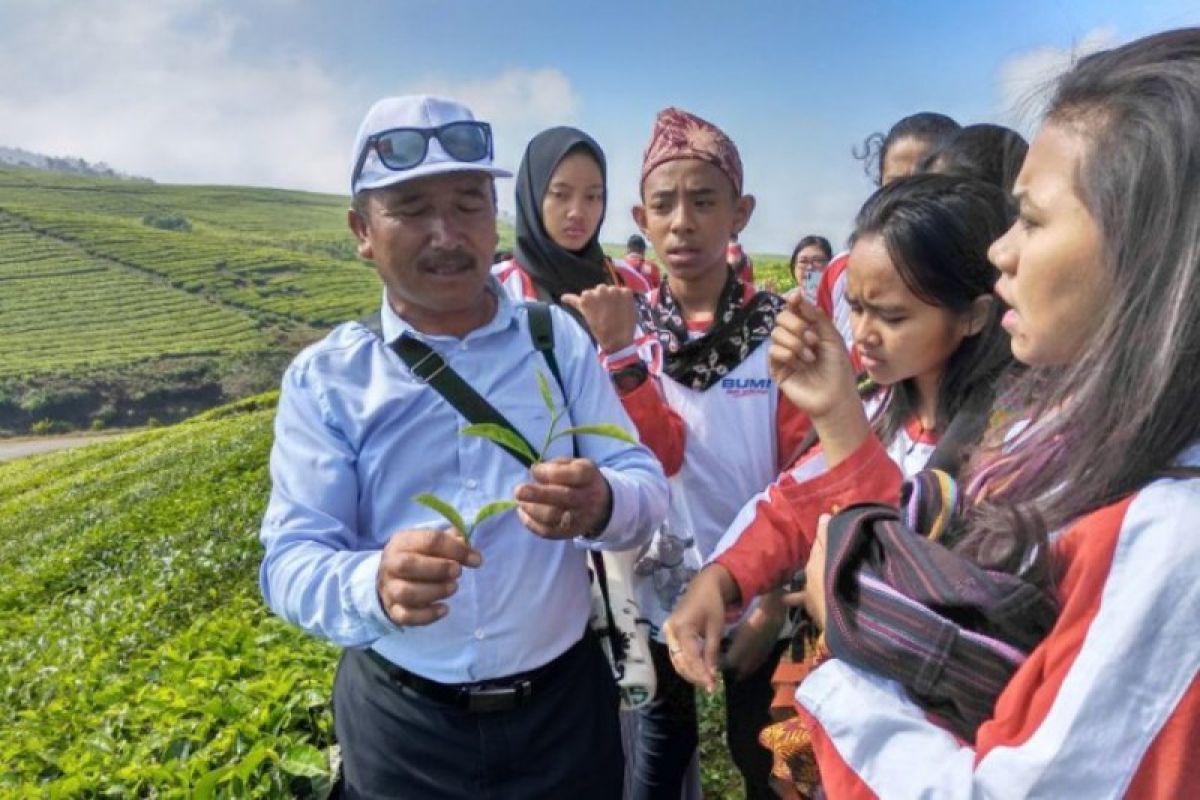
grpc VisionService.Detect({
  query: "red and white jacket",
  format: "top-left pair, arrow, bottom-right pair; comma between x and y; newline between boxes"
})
714,434 -> 1200,799
816,251 -> 853,352
618,283 -> 810,633
496,262 -> 810,632
711,396 -> 937,561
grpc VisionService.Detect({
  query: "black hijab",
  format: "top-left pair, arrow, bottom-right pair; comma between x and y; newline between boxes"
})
514,127 -> 611,302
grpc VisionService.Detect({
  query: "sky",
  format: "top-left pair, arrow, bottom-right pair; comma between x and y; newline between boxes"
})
0,0 -> 1195,253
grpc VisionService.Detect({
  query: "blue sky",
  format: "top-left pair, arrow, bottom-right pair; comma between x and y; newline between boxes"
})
0,0 -> 1195,252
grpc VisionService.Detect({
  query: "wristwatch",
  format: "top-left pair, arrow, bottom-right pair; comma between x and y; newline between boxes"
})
609,362 -> 648,394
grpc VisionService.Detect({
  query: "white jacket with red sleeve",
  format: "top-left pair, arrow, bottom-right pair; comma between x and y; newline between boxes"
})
714,435 -> 1200,799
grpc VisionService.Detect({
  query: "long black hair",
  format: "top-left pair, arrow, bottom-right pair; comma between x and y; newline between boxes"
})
849,174 -> 1016,447
919,123 -> 1029,192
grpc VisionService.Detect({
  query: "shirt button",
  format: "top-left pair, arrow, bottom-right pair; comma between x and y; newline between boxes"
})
474,628 -> 485,640
465,478 -> 478,490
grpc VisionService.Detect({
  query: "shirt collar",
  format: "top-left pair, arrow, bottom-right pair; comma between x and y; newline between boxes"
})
379,276 -> 515,344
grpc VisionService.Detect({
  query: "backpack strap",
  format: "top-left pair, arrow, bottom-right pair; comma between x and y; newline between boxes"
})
527,302 -> 624,664
390,335 -> 538,467
527,302 -> 566,400
526,302 -> 578,459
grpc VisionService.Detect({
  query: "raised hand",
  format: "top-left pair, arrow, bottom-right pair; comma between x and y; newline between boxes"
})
561,286 -> 639,354
769,293 -> 858,419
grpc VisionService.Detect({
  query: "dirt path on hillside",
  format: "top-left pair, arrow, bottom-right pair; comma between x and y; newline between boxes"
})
0,432 -> 128,463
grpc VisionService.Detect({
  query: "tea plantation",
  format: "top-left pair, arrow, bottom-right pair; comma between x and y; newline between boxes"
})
0,394 -> 342,796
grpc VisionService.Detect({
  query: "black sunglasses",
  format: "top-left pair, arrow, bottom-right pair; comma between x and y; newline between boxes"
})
351,121 -> 493,189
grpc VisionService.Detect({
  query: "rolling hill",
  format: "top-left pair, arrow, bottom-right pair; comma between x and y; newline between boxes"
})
0,162 -> 790,436
0,164 -> 384,434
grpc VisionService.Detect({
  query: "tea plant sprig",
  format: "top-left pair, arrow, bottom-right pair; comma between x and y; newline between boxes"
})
412,493 -> 518,542
412,370 -> 637,541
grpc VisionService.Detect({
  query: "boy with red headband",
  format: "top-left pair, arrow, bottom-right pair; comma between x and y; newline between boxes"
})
568,107 -> 810,800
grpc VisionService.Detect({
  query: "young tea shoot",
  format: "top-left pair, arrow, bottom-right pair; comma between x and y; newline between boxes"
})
413,370 -> 636,541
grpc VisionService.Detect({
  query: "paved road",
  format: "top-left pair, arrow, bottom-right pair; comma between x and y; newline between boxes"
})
0,432 -> 126,463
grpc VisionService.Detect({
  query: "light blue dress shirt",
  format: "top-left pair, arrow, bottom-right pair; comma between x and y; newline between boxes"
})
259,283 -> 668,683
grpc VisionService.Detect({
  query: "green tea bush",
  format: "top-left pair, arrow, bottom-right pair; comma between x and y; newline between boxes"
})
142,213 -> 193,232
0,398 -> 338,796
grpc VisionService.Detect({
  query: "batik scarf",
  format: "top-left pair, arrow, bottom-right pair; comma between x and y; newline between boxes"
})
649,268 -> 784,391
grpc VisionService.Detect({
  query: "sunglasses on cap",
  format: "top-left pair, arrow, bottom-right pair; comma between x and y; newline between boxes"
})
351,120 -> 494,188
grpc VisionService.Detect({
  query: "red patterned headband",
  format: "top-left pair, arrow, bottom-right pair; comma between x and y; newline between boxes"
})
640,107 -> 743,195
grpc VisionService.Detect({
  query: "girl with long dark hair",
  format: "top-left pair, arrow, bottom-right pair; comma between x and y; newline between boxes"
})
668,28 -> 1200,797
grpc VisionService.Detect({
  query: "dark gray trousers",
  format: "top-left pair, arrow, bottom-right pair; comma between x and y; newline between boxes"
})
333,631 -> 623,800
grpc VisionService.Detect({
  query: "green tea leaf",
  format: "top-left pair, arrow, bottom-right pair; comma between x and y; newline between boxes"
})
413,493 -> 468,537
473,500 -> 518,529
554,424 -> 638,445
536,370 -> 555,414
279,745 -> 328,778
461,423 -> 539,464
234,743 -> 275,782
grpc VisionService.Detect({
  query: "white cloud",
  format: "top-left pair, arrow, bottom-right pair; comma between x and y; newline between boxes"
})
996,27 -> 1119,132
0,0 -> 354,193
0,1 -> 581,200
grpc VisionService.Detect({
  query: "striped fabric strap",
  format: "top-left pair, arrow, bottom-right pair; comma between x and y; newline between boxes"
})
821,501 -> 1059,741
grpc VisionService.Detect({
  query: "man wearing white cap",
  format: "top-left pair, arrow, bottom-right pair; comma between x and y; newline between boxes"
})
259,95 -> 667,798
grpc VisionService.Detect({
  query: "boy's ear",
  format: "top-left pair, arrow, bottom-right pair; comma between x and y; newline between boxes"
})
631,204 -> 649,234
964,294 -> 994,336
347,208 -> 373,260
732,193 -> 756,235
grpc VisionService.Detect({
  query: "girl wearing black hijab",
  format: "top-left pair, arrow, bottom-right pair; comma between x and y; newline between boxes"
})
506,127 -> 626,301
495,127 -> 684,474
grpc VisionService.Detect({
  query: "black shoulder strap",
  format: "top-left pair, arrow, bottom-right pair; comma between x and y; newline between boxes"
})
390,335 -> 538,468
527,302 -> 567,400
386,302 -> 570,468
525,303 -> 621,663
526,302 -> 578,459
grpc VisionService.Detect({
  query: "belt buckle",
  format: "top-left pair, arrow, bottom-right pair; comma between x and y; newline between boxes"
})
465,679 -> 532,713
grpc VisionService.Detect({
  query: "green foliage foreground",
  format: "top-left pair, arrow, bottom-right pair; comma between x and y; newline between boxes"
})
0,393 -> 337,797
0,393 -> 743,797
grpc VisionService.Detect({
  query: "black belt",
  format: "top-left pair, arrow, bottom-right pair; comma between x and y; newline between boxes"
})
365,632 -> 588,714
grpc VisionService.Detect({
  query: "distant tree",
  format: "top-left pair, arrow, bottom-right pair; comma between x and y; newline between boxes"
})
141,213 -> 192,232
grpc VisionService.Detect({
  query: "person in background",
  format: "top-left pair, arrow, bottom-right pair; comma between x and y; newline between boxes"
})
567,106 -> 811,800
820,112 -> 962,350
624,233 -> 662,291
789,235 -> 832,302
919,122 -> 1029,192
259,95 -> 668,799
856,111 -> 962,187
494,126 -> 684,477
727,232 -> 755,286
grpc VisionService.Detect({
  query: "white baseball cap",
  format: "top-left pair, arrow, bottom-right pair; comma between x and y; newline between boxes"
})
350,95 -> 512,195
